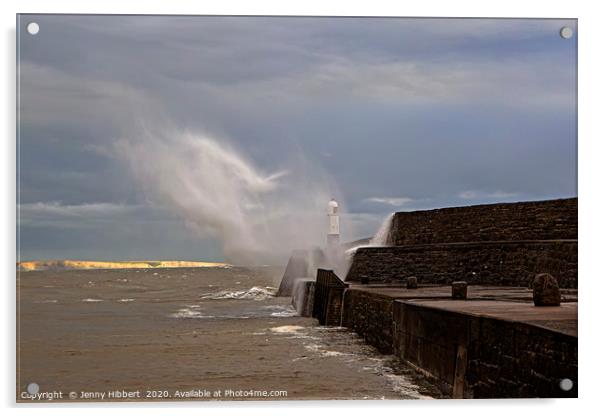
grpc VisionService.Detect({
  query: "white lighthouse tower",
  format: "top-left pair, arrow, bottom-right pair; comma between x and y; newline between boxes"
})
327,198 -> 340,247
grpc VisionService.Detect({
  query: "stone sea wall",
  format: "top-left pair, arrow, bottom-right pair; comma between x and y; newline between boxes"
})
341,290 -> 395,354
387,198 -> 577,246
393,301 -> 578,398
334,288 -> 578,398
464,314 -> 578,398
346,241 -> 577,288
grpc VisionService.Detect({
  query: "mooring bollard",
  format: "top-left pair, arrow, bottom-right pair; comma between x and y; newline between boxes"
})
406,276 -> 418,289
532,273 -> 561,306
451,281 -> 467,299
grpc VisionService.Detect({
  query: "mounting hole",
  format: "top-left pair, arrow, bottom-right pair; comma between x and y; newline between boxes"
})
27,22 -> 40,35
27,382 -> 39,394
560,26 -> 573,39
559,378 -> 573,391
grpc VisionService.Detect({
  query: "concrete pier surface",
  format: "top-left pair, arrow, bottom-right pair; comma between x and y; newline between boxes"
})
346,284 -> 578,304
340,284 -> 578,347
403,299 -> 577,337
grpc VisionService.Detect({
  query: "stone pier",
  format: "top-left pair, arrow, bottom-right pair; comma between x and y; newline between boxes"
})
305,198 -> 578,398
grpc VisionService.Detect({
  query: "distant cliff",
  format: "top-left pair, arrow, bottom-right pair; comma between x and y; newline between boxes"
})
17,259 -> 230,271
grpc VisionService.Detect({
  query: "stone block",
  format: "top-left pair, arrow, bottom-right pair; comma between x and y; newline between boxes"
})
532,273 -> 561,306
407,276 -> 418,289
452,281 -> 468,299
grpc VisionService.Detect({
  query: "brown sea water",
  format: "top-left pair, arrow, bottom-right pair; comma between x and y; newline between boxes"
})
17,266 -> 442,402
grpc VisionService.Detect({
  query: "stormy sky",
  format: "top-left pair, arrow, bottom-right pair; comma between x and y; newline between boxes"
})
17,15 -> 577,262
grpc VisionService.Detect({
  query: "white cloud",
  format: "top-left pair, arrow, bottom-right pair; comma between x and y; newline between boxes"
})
191,50 -> 574,113
18,202 -> 145,228
19,201 -> 137,216
19,62 -> 159,128
458,190 -> 478,200
364,197 -> 415,207
488,191 -> 520,199
458,190 -> 519,200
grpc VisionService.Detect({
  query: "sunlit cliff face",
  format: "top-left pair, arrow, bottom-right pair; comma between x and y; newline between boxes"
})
17,260 -> 230,271
115,127 -> 346,265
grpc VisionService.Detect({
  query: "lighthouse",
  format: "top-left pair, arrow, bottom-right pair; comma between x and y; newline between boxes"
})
327,198 -> 340,247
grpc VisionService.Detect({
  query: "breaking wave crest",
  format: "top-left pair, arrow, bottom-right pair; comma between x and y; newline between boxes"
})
199,286 -> 277,301
263,304 -> 297,317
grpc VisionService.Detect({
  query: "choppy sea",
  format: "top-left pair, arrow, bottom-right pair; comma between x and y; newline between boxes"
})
18,265 -> 441,401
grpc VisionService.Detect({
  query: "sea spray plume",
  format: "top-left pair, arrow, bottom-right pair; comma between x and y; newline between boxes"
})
115,128 -> 345,264
345,212 -> 394,254
341,212 -> 394,280
370,213 -> 394,246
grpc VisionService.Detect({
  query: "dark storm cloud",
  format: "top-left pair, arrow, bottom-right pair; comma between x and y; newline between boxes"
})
17,15 -> 577,260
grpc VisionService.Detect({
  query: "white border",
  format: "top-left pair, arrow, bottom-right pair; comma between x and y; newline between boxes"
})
2,1 -> 600,415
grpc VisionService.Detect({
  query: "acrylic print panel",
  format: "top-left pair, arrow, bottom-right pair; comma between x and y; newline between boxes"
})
16,15 -> 577,402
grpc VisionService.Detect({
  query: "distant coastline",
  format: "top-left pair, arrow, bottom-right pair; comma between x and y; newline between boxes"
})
17,259 -> 230,272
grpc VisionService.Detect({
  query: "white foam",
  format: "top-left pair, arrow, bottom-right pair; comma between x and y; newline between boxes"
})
199,286 -> 276,301
119,298 -> 135,302
170,306 -> 252,320
304,342 -> 354,358
383,373 -> 434,400
170,308 -> 213,319
321,351 -> 349,357
82,298 -> 103,302
263,305 -> 298,317
269,325 -> 305,334
270,310 -> 297,317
